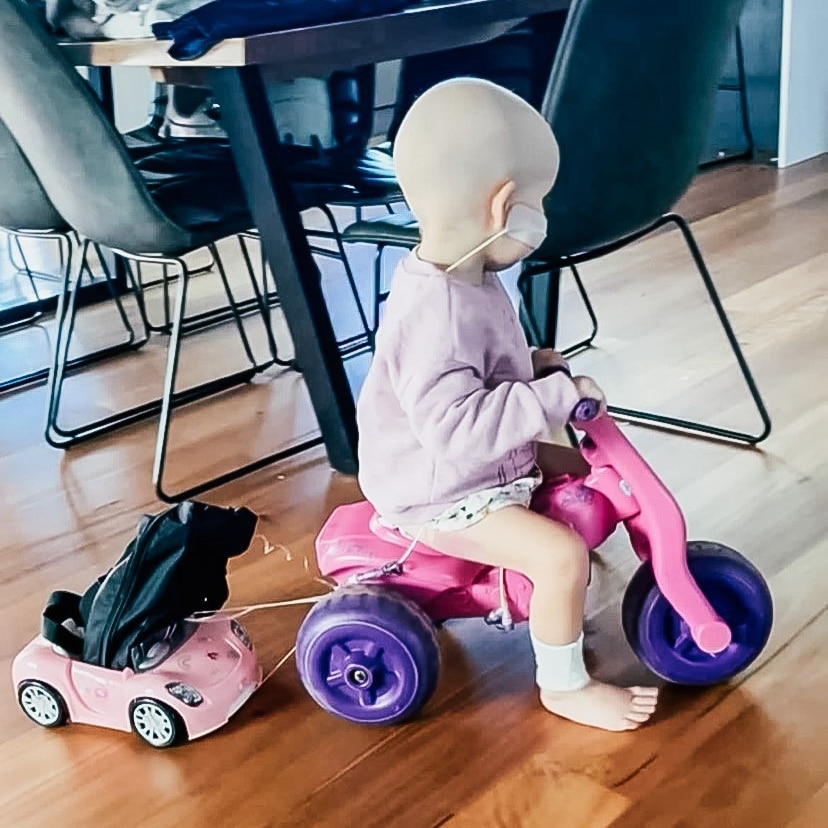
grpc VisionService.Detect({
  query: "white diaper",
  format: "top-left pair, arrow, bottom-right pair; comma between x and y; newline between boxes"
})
423,468 -> 543,532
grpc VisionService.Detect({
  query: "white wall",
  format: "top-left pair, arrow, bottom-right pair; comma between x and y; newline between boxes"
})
778,0 -> 828,167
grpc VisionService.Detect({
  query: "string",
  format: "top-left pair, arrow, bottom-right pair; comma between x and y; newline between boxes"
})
251,533 -> 291,559
445,229 -> 507,273
261,645 -> 297,686
395,525 -> 424,567
187,593 -> 331,622
346,524 -> 424,585
497,567 -> 513,629
187,528 -> 431,690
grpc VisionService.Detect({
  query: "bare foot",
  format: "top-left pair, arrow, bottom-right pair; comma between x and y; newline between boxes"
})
540,681 -> 659,731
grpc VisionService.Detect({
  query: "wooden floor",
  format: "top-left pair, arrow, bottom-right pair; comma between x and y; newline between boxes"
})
1,156 -> 827,827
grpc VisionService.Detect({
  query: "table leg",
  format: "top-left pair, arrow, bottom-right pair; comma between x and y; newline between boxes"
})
212,66 -> 359,476
86,67 -> 115,115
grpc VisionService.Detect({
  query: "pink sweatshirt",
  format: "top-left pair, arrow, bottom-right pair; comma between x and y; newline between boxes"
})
356,252 -> 581,525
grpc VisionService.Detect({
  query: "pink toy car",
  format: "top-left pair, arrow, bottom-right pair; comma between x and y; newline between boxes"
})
296,400 -> 773,725
13,615 -> 262,748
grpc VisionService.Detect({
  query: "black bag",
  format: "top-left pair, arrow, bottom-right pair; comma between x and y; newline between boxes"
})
41,501 -> 257,671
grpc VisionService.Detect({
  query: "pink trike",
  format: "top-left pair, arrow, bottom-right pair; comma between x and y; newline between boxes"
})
296,400 -> 773,725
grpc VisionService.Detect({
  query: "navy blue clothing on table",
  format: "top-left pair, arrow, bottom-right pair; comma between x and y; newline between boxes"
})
153,0 -> 412,61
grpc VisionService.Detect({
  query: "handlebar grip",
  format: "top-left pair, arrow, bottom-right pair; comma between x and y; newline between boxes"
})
572,398 -> 601,422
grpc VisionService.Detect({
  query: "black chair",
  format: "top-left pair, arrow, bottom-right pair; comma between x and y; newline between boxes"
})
0,118 -> 68,341
341,0 -> 770,446
0,119 -> 144,394
702,25 -> 755,167
237,64 -> 402,355
344,15 -> 567,337
0,0 -> 354,500
136,73 -> 383,357
383,15 -> 566,146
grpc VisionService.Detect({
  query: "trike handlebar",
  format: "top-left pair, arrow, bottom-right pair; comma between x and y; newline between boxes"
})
534,364 -> 603,425
572,398 -> 602,423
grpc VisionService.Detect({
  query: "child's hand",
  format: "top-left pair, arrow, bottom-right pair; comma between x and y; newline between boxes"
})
573,375 -> 607,414
531,348 -> 569,378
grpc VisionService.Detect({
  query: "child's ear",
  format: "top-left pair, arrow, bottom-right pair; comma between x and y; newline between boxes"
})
489,180 -> 516,230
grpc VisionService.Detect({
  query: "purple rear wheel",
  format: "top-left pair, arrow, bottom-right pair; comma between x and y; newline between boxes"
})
296,586 -> 440,725
622,541 -> 773,685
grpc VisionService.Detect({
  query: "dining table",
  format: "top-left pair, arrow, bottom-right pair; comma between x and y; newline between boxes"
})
61,0 -> 572,477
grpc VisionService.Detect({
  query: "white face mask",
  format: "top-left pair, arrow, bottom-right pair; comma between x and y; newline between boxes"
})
446,202 -> 548,273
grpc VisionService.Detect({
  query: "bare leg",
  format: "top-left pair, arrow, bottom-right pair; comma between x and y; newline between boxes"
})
404,506 -> 659,731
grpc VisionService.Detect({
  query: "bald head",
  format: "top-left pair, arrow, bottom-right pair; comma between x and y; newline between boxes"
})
393,79 -> 559,242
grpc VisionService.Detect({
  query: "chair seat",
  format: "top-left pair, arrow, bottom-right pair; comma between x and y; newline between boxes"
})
123,124 -> 167,161
134,142 -> 356,240
0,120 -> 67,233
342,209 -> 419,247
292,146 -> 402,201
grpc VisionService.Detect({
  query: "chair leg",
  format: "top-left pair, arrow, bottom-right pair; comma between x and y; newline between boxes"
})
179,244 -> 280,336
605,213 -> 771,445
45,240 -> 154,445
135,250 -> 216,326
560,264 -> 599,359
133,259 -> 172,334
318,203 -> 374,354
0,235 -> 44,332
372,244 -> 385,335
134,244 -> 268,336
189,247 -> 217,276
44,246 -> 263,448
2,236 -> 143,395
209,242 -> 260,367
152,257 -> 323,503
236,232 -> 292,367
7,234 -> 62,283
520,262 -> 600,355
161,263 -> 172,330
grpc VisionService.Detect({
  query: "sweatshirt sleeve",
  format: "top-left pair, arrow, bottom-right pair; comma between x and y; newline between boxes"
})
396,354 -> 581,463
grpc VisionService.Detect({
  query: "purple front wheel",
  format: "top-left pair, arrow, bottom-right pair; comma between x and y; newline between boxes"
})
622,541 -> 773,685
296,586 -> 440,725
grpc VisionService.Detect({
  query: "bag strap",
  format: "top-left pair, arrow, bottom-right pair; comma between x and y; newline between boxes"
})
41,591 -> 85,657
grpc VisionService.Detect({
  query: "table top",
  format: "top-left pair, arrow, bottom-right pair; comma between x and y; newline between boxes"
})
60,0 -> 570,73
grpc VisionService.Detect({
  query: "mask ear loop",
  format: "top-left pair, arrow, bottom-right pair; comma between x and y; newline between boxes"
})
445,228 -> 508,273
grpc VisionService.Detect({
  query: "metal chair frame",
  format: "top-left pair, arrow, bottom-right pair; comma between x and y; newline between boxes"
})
1,229 -> 147,394
239,200 -> 381,359
519,212 -> 771,444
44,236 -> 302,502
343,209 -> 770,446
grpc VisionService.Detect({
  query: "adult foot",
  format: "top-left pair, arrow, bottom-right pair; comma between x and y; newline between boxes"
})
540,680 -> 659,731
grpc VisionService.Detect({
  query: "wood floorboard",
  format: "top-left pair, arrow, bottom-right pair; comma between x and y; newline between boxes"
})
0,157 -> 826,827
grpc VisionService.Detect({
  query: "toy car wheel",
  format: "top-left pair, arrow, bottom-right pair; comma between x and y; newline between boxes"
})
130,699 -> 185,748
18,681 -> 67,728
296,585 -> 440,725
622,541 -> 773,685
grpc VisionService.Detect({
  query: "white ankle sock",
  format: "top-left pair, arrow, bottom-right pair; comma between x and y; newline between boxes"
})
530,630 -> 590,692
